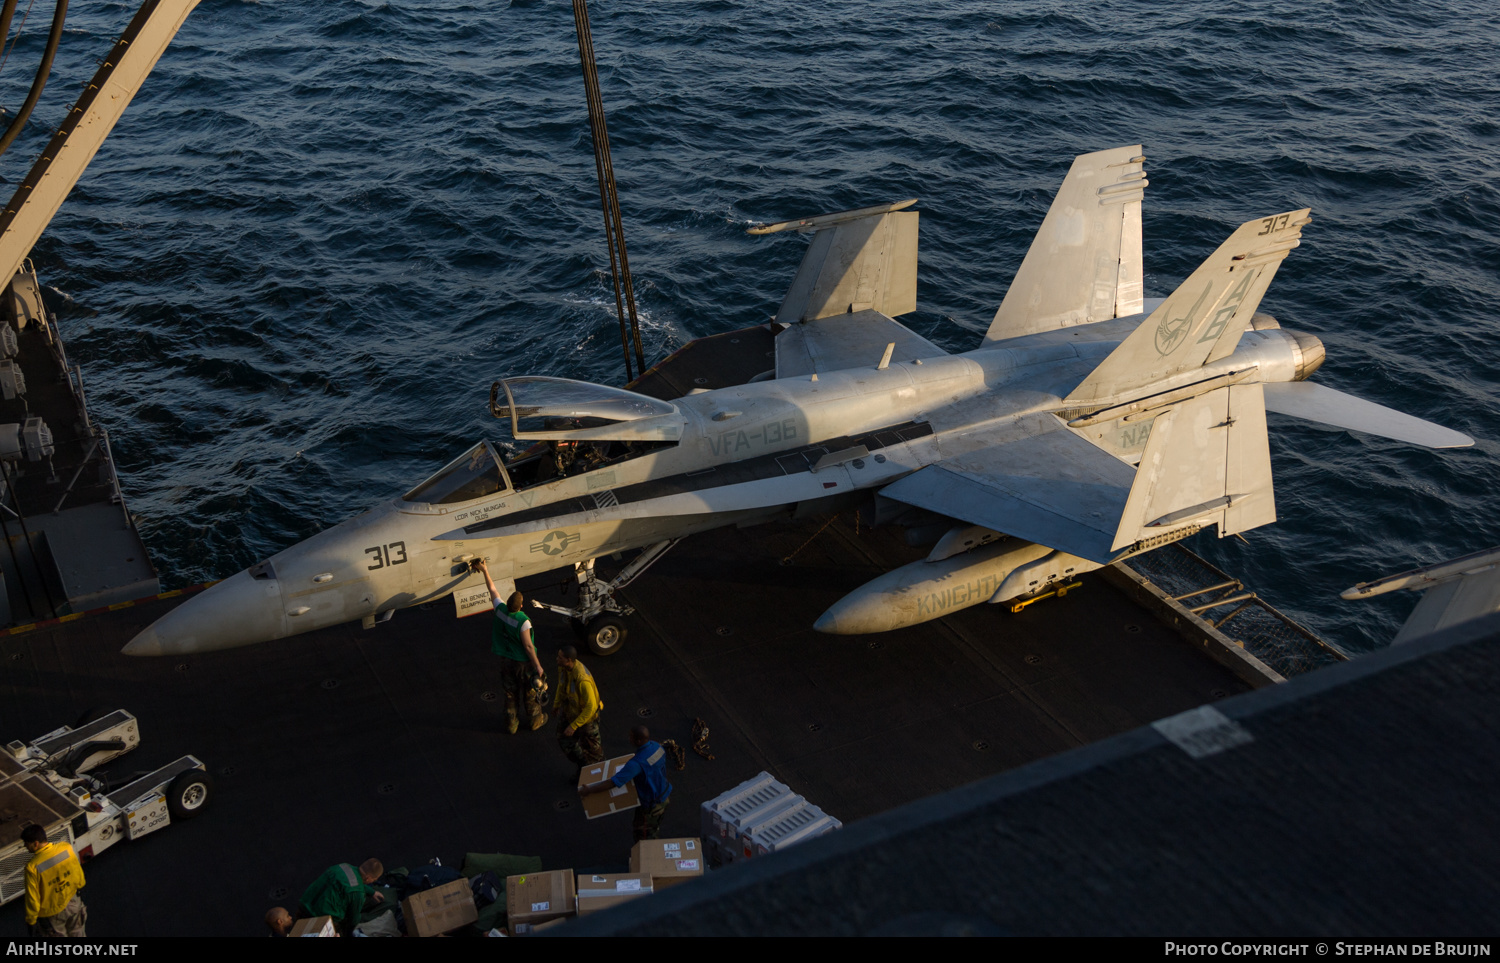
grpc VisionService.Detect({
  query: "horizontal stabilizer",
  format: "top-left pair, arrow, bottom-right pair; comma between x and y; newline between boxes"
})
775,309 -> 946,378
1068,209 -> 1310,407
1263,382 -> 1473,449
1113,383 -> 1276,550
879,423 -> 1135,564
986,146 -> 1146,343
768,205 -> 919,322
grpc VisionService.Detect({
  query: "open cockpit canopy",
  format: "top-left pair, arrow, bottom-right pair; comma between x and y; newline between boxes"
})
489,376 -> 685,442
403,441 -> 511,505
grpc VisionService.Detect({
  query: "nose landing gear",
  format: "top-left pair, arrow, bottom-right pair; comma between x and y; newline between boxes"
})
531,538 -> 680,656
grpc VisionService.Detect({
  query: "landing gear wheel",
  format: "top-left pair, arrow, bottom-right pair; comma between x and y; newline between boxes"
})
570,617 -> 588,641
167,768 -> 213,820
584,615 -> 627,657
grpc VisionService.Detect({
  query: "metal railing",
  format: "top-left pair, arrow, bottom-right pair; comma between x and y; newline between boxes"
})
1124,543 -> 1347,678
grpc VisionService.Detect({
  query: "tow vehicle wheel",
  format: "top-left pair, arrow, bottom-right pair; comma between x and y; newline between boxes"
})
167,769 -> 213,820
584,615 -> 627,657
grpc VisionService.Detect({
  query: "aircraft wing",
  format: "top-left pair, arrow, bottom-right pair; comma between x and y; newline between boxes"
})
775,309 -> 947,378
1341,545 -> 1500,645
1392,567 -> 1500,643
879,420 -> 1136,564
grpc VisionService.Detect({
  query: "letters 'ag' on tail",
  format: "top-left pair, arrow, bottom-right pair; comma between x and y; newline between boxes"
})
985,145 -> 1146,343
1066,209 -> 1310,407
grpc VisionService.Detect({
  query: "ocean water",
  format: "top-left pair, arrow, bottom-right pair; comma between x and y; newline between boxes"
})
0,0 -> 1495,653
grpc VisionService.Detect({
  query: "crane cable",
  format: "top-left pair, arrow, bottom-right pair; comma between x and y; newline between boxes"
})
571,0 -> 645,382
0,0 -> 34,77
0,0 -> 68,161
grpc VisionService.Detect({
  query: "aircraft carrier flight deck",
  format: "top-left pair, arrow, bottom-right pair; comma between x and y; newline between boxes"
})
0,324 -> 1340,936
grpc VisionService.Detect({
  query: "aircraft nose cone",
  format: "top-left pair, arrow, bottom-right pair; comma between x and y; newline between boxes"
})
122,569 -> 287,656
122,626 -> 167,657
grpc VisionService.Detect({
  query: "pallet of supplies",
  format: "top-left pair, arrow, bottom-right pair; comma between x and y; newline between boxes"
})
629,837 -> 704,889
506,870 -> 576,927
577,754 -> 640,819
576,873 -> 653,915
401,877 -> 478,937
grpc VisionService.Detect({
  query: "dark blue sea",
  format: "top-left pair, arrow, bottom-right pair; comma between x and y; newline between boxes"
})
2,0 -> 1496,653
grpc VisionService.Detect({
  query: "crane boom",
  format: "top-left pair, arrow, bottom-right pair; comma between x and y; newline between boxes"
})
0,0 -> 200,290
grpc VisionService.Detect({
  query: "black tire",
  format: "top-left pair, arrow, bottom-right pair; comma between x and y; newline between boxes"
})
167,768 -> 212,820
569,617 -> 588,641
584,615 -> 627,657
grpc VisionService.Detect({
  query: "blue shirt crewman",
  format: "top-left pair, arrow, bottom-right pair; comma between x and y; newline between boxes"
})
580,724 -> 673,841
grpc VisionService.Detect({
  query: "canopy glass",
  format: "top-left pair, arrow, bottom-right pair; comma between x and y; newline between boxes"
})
402,441 -> 511,505
490,377 -> 684,441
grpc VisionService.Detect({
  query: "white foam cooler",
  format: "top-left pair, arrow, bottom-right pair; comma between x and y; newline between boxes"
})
700,772 -> 795,844
699,771 -> 841,865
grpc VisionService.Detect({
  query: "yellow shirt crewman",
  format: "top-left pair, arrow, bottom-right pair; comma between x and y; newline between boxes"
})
554,644 -> 604,775
22,825 -> 87,937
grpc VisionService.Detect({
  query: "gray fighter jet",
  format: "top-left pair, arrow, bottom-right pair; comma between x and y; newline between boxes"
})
123,145 -> 1472,657
1343,546 -> 1500,645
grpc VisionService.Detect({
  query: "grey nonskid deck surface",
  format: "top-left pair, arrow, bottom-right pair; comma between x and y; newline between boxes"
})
0,327 -> 1255,936
0,511 -> 1248,936
571,613 -> 1500,938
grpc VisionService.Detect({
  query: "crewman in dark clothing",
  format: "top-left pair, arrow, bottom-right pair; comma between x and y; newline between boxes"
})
298,859 -> 385,935
477,559 -> 547,733
579,724 -> 673,840
265,906 -> 294,936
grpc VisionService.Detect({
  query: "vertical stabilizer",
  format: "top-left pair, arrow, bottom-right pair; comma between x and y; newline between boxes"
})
1066,209 -> 1310,407
984,146 -> 1146,344
756,201 -> 919,322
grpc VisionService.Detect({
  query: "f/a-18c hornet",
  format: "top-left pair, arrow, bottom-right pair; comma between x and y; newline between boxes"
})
124,145 -> 1473,657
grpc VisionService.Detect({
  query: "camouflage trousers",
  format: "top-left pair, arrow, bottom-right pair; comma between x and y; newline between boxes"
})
34,895 -> 86,938
557,716 -> 603,768
633,800 -> 669,842
500,659 -> 544,733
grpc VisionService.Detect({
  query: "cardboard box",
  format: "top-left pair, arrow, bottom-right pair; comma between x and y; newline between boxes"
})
512,916 -> 569,936
575,873 -> 653,915
577,754 -> 640,819
629,837 -> 705,889
290,915 -> 336,937
400,877 -> 478,937
506,870 -> 576,927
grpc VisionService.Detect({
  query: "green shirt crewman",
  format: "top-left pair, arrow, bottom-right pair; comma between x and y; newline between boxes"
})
298,859 -> 384,934
477,559 -> 548,733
